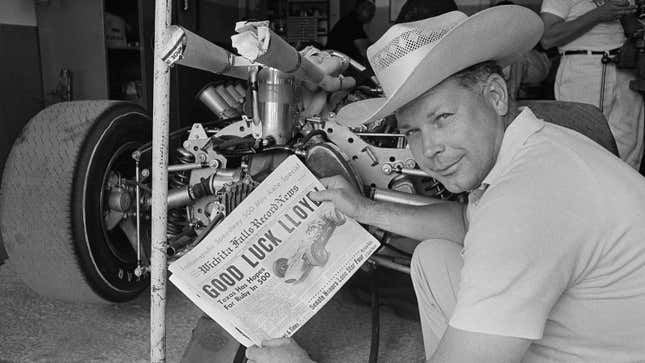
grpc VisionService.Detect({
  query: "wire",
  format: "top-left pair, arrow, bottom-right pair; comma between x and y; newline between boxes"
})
299,129 -> 328,145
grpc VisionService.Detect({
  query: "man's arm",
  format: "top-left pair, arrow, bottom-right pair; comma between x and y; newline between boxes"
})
428,327 -> 531,363
541,0 -> 636,49
310,175 -> 467,243
361,198 -> 466,243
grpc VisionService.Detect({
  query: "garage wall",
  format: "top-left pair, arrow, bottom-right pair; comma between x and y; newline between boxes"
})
0,0 -> 37,26
0,0 -> 43,263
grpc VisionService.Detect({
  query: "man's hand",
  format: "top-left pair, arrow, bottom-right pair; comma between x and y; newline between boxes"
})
245,338 -> 315,363
309,175 -> 373,222
592,0 -> 636,22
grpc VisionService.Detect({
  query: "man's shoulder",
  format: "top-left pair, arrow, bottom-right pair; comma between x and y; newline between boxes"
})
487,111 -> 596,192
486,128 -> 598,204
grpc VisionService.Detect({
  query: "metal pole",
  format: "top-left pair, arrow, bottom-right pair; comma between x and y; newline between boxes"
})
151,0 -> 172,362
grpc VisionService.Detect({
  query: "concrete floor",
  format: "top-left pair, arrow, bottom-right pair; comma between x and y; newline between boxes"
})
0,260 -> 425,363
0,260 -> 201,363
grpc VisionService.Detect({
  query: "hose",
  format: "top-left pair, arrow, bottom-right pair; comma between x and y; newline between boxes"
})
299,129 -> 328,145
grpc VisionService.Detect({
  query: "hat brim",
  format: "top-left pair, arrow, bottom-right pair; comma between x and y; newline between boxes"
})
334,5 -> 544,127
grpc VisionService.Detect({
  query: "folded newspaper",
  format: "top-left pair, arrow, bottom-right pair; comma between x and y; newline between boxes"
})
169,155 -> 380,347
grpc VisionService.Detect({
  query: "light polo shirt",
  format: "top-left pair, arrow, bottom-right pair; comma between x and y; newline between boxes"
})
451,107 -> 645,362
541,0 -> 625,52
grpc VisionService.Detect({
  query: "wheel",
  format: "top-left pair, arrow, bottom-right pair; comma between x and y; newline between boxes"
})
0,101 -> 152,303
273,258 -> 289,278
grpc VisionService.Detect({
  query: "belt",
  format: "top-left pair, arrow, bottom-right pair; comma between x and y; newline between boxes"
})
560,48 -> 621,56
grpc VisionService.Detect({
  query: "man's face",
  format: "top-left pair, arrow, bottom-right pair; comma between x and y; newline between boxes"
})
396,76 -> 506,193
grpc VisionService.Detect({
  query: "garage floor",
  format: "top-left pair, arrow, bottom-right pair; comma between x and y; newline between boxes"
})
0,261 -> 198,362
0,261 -> 425,363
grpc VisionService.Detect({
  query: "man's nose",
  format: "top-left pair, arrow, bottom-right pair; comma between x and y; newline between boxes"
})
422,132 -> 444,159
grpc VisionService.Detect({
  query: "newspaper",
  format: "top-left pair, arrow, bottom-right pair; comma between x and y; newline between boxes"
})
168,155 -> 380,347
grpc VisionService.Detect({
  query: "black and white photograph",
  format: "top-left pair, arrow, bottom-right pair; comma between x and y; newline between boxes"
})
1,0 -> 645,362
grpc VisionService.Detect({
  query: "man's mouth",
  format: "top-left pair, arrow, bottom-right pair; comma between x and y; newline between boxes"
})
434,157 -> 462,176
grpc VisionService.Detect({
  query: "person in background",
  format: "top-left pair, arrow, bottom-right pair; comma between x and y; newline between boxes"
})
326,0 -> 376,66
495,1 -> 552,99
541,0 -> 644,169
395,0 -> 458,23
246,6 -> 645,363
504,43 -> 552,99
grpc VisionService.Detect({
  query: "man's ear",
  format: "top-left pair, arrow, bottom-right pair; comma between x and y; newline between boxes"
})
483,73 -> 509,116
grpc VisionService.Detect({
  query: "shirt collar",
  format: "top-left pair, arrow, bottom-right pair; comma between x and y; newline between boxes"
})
480,107 -> 545,188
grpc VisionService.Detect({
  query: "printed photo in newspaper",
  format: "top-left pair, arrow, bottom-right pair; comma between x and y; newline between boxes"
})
168,155 -> 380,347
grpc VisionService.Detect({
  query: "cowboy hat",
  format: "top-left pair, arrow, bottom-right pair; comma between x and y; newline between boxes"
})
334,5 -> 543,127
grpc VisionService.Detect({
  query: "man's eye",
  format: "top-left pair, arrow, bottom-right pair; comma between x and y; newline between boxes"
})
434,113 -> 453,127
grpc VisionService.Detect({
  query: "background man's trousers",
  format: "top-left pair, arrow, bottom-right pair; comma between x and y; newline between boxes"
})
410,239 -> 463,359
555,54 -> 645,169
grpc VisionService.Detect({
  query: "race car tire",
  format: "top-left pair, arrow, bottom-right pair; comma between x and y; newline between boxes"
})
0,101 -> 151,303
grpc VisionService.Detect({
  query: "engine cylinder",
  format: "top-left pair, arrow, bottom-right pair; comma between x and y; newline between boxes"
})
257,67 -> 299,145
197,83 -> 240,119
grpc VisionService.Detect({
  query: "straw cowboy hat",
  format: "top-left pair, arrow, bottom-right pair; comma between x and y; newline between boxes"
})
335,5 -> 544,127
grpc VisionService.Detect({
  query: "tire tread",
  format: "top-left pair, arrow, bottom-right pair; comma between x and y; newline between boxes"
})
0,101 -> 124,302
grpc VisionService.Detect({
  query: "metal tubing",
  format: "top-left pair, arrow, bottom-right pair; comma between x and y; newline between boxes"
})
166,234 -> 194,256
250,66 -> 262,126
135,161 -> 142,266
369,255 -> 411,274
397,168 -> 431,177
355,133 -> 405,138
600,61 -> 608,113
372,188 -> 444,206
151,0 -> 171,362
238,27 -> 348,92
168,163 -> 205,172
163,25 -> 251,79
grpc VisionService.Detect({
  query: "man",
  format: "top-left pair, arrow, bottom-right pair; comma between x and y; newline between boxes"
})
326,0 -> 375,66
246,6 -> 645,363
541,0 -> 644,169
